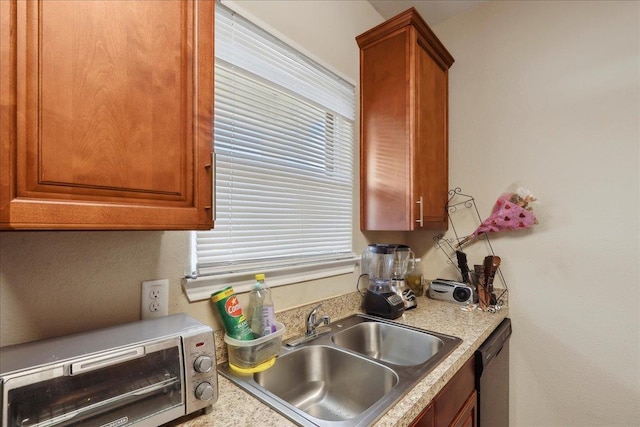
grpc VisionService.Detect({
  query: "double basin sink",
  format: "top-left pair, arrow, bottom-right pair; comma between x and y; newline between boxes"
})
218,314 -> 462,426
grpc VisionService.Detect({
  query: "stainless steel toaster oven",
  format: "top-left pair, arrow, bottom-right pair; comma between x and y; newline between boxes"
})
0,313 -> 217,427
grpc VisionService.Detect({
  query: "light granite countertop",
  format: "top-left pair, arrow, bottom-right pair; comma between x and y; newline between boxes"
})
170,292 -> 509,427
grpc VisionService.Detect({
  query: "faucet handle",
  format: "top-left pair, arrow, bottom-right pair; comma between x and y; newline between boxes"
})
307,303 -> 323,324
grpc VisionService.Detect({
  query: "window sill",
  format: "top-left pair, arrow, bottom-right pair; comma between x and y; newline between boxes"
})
182,256 -> 358,302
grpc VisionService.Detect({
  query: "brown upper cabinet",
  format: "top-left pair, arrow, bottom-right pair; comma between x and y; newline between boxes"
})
357,8 -> 453,231
0,0 -> 214,230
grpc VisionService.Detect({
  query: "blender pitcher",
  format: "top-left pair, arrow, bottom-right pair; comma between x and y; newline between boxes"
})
391,244 -> 418,309
361,244 -> 395,288
392,245 -> 415,279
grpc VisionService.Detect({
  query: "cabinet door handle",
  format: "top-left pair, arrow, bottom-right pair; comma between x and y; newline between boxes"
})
212,152 -> 216,221
204,152 -> 216,220
416,196 -> 424,228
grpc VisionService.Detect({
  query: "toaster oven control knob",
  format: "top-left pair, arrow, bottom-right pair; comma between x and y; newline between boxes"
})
193,355 -> 213,373
195,381 -> 215,401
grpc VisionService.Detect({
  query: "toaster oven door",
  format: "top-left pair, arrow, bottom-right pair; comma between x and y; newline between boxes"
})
3,338 -> 184,427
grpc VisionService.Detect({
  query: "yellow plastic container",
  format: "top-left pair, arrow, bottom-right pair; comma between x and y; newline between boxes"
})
224,322 -> 285,369
229,356 -> 276,374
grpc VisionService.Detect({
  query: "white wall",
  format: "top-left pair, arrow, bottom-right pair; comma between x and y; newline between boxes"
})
2,2 -> 638,426
427,1 -> 639,426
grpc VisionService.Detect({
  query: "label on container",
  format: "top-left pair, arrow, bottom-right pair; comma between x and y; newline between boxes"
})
261,305 -> 277,336
211,287 -> 253,340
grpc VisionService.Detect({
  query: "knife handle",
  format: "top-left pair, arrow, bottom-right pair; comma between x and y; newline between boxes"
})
474,264 -> 489,310
483,256 -> 495,291
456,250 -> 470,283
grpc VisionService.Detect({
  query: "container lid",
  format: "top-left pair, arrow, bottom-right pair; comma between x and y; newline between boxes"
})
255,273 -> 266,281
391,244 -> 411,252
367,243 -> 395,254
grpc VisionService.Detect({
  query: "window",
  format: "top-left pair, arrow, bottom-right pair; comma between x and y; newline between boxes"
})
183,3 -> 356,301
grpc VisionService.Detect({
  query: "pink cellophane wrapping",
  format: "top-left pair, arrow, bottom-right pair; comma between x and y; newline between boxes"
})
467,193 -> 537,240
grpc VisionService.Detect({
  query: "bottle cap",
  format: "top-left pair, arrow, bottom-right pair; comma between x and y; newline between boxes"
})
255,273 -> 266,281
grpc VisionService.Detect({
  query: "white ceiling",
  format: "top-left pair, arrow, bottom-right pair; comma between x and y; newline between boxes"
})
368,0 -> 488,26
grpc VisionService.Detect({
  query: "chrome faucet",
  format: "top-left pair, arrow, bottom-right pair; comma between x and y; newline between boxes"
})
286,303 -> 331,347
306,303 -> 331,336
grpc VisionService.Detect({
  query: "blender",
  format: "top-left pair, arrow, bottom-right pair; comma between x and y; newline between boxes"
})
390,244 -> 418,309
360,244 -> 405,319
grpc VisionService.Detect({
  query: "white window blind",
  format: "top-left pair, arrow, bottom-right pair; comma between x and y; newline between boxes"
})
184,3 -> 356,300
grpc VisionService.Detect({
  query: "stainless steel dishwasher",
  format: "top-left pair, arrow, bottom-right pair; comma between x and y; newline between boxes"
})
475,317 -> 512,427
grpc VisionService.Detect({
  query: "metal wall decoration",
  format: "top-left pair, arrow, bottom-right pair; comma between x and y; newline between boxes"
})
433,188 -> 508,311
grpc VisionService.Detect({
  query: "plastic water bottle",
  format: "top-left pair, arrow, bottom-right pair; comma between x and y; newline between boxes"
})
248,273 -> 277,336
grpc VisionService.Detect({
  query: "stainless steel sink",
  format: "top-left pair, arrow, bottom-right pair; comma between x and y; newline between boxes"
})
331,321 -> 444,366
218,314 -> 461,426
255,345 -> 397,421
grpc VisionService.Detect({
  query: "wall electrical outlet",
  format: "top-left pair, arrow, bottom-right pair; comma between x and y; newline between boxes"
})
141,279 -> 169,320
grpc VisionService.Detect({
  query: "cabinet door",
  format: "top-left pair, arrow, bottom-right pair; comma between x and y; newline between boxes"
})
359,27 -> 413,231
411,402 -> 435,427
450,390 -> 478,427
411,356 -> 476,427
414,35 -> 449,227
0,0 -> 214,230
434,356 -> 475,427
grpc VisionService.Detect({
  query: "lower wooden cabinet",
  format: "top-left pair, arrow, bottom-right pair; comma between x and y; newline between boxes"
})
411,356 -> 477,427
451,391 -> 478,427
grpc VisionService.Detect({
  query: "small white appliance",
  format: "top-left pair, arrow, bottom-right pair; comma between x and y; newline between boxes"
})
428,279 -> 477,305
